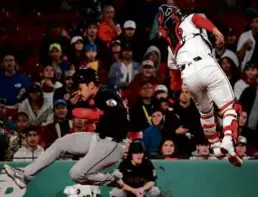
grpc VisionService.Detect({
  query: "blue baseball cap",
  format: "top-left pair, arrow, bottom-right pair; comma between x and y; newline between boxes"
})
84,44 -> 97,52
53,99 -> 67,108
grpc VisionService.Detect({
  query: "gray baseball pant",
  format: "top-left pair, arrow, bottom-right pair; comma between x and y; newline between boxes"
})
23,132 -> 125,186
110,187 -> 160,197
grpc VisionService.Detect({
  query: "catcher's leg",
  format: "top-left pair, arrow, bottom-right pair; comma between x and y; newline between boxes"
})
4,132 -> 94,188
207,61 -> 242,166
180,67 -> 222,158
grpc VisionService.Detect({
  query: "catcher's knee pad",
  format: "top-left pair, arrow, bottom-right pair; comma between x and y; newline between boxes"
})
200,108 -> 219,144
220,100 -> 241,143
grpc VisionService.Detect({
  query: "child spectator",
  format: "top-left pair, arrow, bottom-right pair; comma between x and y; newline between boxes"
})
109,44 -> 140,89
190,138 -> 216,160
13,126 -> 44,162
143,108 -> 164,156
109,141 -> 160,197
79,44 -> 99,71
18,84 -> 53,127
235,136 -> 250,160
40,65 -> 63,104
5,112 -> 28,161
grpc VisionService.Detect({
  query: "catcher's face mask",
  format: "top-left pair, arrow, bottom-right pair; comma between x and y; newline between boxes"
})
157,4 -> 181,38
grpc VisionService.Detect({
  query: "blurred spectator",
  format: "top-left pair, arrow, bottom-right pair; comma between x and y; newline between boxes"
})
129,81 -> 156,132
40,65 -> 63,104
158,98 -> 172,112
218,57 -> 240,87
190,138 -> 216,160
109,44 -> 140,88
40,99 -> 70,148
110,141 -> 160,197
238,111 -> 248,135
83,22 -> 108,64
239,85 -> 258,154
5,112 -> 28,161
71,117 -> 87,132
0,117 -> 9,161
173,88 -> 204,156
40,22 -> 70,65
79,44 -> 99,70
143,108 -> 164,155
13,126 -> 44,162
154,85 -> 168,100
155,138 -> 179,160
18,84 -> 53,126
98,5 -> 121,44
237,12 -> 258,71
235,136 -> 250,160
212,38 -> 239,67
143,45 -> 161,71
69,36 -> 84,69
225,28 -> 238,52
48,43 -> 74,81
234,61 -> 257,100
109,39 -> 122,65
80,0 -> 102,24
128,60 -> 159,106
0,53 -> 30,108
117,20 -> 143,61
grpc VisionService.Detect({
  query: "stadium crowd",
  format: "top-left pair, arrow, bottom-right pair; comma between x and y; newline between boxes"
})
0,0 -> 257,162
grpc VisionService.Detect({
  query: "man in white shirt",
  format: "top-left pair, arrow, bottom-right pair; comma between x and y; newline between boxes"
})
13,127 -> 44,162
237,13 -> 258,71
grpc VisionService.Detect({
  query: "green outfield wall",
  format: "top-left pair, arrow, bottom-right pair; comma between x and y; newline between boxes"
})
0,160 -> 257,197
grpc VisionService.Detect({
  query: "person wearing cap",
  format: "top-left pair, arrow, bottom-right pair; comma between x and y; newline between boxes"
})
110,141 -> 160,197
13,126 -> 44,162
39,22 -> 70,65
127,60 -> 159,106
98,5 -> 121,44
237,10 -> 258,71
0,53 -> 31,108
79,43 -> 99,71
40,99 -> 72,148
109,43 -> 141,88
190,138 -> 216,160
154,84 -> 168,100
234,61 -> 258,100
18,83 -> 53,127
235,136 -> 250,160
48,42 -> 74,81
143,108 -> 164,155
54,70 -> 75,103
69,36 -> 84,68
225,28 -> 237,52
109,39 -> 122,64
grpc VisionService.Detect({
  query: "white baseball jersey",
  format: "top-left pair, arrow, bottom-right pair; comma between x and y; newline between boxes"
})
167,13 -> 212,67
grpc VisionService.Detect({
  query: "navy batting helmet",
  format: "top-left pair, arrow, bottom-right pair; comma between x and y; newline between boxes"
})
72,68 -> 100,88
